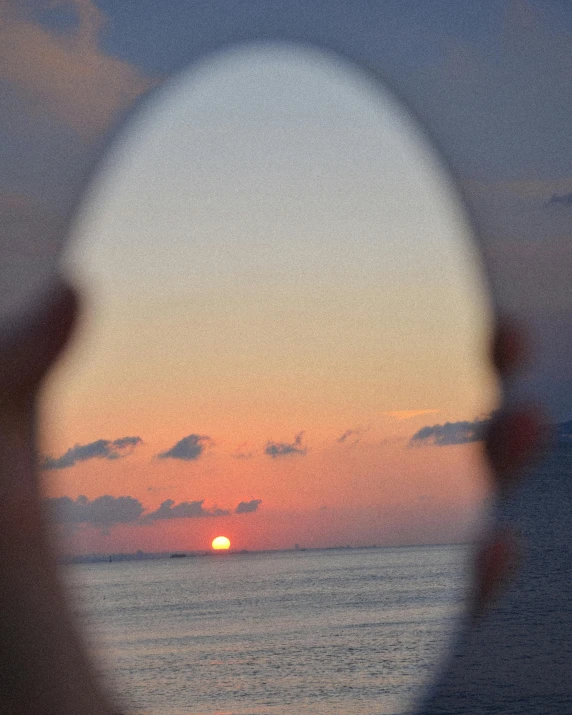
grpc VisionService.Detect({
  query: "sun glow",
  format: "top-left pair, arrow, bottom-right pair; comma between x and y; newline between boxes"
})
211,536 -> 231,550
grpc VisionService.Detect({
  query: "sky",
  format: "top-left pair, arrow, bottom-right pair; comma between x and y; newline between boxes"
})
3,1 -> 572,416
39,43 -> 497,555
7,0 -> 572,554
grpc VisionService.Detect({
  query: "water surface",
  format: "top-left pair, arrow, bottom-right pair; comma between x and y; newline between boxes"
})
66,545 -> 468,714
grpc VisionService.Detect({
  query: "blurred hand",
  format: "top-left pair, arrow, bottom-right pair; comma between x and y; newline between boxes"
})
472,320 -> 543,616
0,282 -> 119,714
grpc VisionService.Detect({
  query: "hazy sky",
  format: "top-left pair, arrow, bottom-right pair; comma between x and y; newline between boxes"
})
40,44 -> 496,555
4,3 -> 572,504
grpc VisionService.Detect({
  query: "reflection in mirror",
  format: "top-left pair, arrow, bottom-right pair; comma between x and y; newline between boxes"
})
41,46 -> 497,714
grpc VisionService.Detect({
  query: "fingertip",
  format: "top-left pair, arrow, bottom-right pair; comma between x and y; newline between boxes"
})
491,319 -> 528,376
41,281 -> 81,351
484,407 -> 544,489
0,280 -> 81,406
472,530 -> 520,618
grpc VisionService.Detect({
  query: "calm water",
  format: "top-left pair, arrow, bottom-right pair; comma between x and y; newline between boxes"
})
65,545 -> 469,715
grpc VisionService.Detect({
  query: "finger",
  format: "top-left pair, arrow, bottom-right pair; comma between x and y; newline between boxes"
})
484,408 -> 543,491
471,529 -> 519,618
491,319 -> 528,377
0,282 -> 79,408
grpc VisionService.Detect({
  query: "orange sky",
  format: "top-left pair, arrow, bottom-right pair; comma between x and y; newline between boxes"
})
40,46 -> 497,555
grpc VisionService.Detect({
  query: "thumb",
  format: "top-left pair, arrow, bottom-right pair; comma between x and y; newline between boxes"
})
0,282 -> 79,408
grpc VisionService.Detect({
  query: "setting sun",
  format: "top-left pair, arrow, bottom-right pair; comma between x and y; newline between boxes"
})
211,536 -> 231,551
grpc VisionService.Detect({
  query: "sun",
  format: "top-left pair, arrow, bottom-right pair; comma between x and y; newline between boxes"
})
211,536 -> 231,551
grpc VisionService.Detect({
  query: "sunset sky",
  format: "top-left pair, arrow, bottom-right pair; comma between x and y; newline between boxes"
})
39,45 -> 496,555
6,7 -> 572,712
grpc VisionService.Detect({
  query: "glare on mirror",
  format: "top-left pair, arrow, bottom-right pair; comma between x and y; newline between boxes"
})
41,45 -> 497,714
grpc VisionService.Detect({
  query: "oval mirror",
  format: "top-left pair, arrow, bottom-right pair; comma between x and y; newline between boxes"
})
40,45 -> 496,714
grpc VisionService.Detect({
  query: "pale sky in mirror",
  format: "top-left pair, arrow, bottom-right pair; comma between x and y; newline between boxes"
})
42,45 -> 497,554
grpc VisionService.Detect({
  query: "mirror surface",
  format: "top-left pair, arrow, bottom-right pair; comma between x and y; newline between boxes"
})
41,46 -> 496,714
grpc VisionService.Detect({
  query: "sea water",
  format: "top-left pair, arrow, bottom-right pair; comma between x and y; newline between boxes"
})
64,545 -> 469,715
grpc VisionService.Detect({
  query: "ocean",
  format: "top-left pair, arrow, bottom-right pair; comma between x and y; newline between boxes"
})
64,545 -> 469,715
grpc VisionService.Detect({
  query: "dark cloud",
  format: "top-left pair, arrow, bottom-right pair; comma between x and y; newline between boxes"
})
410,418 -> 489,447
337,428 -> 361,444
41,437 -> 142,470
337,425 -> 372,445
414,418 -> 572,451
235,499 -> 262,514
157,434 -> 210,461
47,491 -> 261,532
338,428 -> 357,443
112,436 -> 142,449
232,442 -> 254,459
143,499 -> 229,522
147,485 -> 171,493
546,193 -> 572,207
47,495 -> 144,528
265,432 -> 306,458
